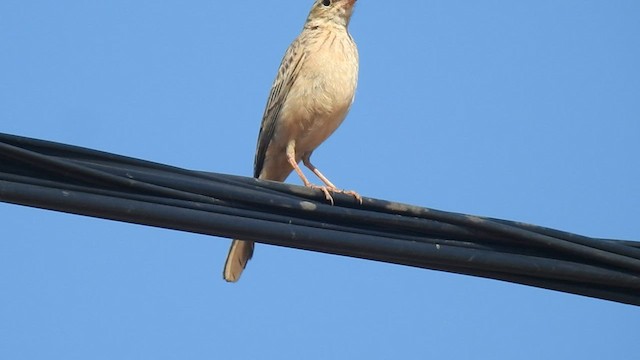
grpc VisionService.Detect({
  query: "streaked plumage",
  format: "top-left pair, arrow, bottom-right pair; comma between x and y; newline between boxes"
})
223,0 -> 359,282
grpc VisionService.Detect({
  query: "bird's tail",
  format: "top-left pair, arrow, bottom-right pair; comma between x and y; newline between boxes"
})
223,240 -> 255,282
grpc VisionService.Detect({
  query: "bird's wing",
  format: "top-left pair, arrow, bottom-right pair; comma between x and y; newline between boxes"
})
253,38 -> 307,178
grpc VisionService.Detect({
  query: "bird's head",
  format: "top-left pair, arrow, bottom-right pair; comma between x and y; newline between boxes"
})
305,0 -> 357,29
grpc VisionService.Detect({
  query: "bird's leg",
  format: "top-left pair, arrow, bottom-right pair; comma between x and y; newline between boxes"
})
302,153 -> 363,204
286,141 -> 334,204
302,157 -> 337,189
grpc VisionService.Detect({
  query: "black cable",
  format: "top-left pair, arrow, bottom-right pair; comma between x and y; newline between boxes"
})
1,132 -> 639,305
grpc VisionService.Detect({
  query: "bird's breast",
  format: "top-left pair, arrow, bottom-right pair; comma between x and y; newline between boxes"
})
279,30 -> 358,154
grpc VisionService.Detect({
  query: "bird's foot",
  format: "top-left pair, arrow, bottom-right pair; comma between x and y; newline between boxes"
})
307,184 -> 335,205
307,184 -> 362,205
335,189 -> 363,205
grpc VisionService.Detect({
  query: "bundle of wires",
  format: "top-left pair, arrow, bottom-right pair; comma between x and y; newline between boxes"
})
1,132 -> 639,305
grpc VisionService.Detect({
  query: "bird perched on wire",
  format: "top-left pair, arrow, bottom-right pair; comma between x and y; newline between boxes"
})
223,0 -> 360,282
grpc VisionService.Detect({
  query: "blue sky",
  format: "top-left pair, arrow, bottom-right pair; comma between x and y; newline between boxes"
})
1,1 -> 639,359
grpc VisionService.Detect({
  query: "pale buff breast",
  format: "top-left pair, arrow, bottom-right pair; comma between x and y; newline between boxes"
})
277,29 -> 358,161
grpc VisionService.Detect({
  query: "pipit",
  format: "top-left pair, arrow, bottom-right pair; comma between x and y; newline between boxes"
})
223,0 -> 359,282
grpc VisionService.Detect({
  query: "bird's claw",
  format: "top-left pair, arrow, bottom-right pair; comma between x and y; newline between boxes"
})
307,185 -> 362,205
338,189 -> 363,205
308,184 -> 335,205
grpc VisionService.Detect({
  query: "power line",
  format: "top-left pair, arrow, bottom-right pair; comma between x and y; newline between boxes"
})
1,132 -> 639,305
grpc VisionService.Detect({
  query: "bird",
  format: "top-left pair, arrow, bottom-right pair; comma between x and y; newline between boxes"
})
222,0 -> 360,282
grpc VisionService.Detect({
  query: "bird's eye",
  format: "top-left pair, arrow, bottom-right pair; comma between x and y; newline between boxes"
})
321,0 -> 331,6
